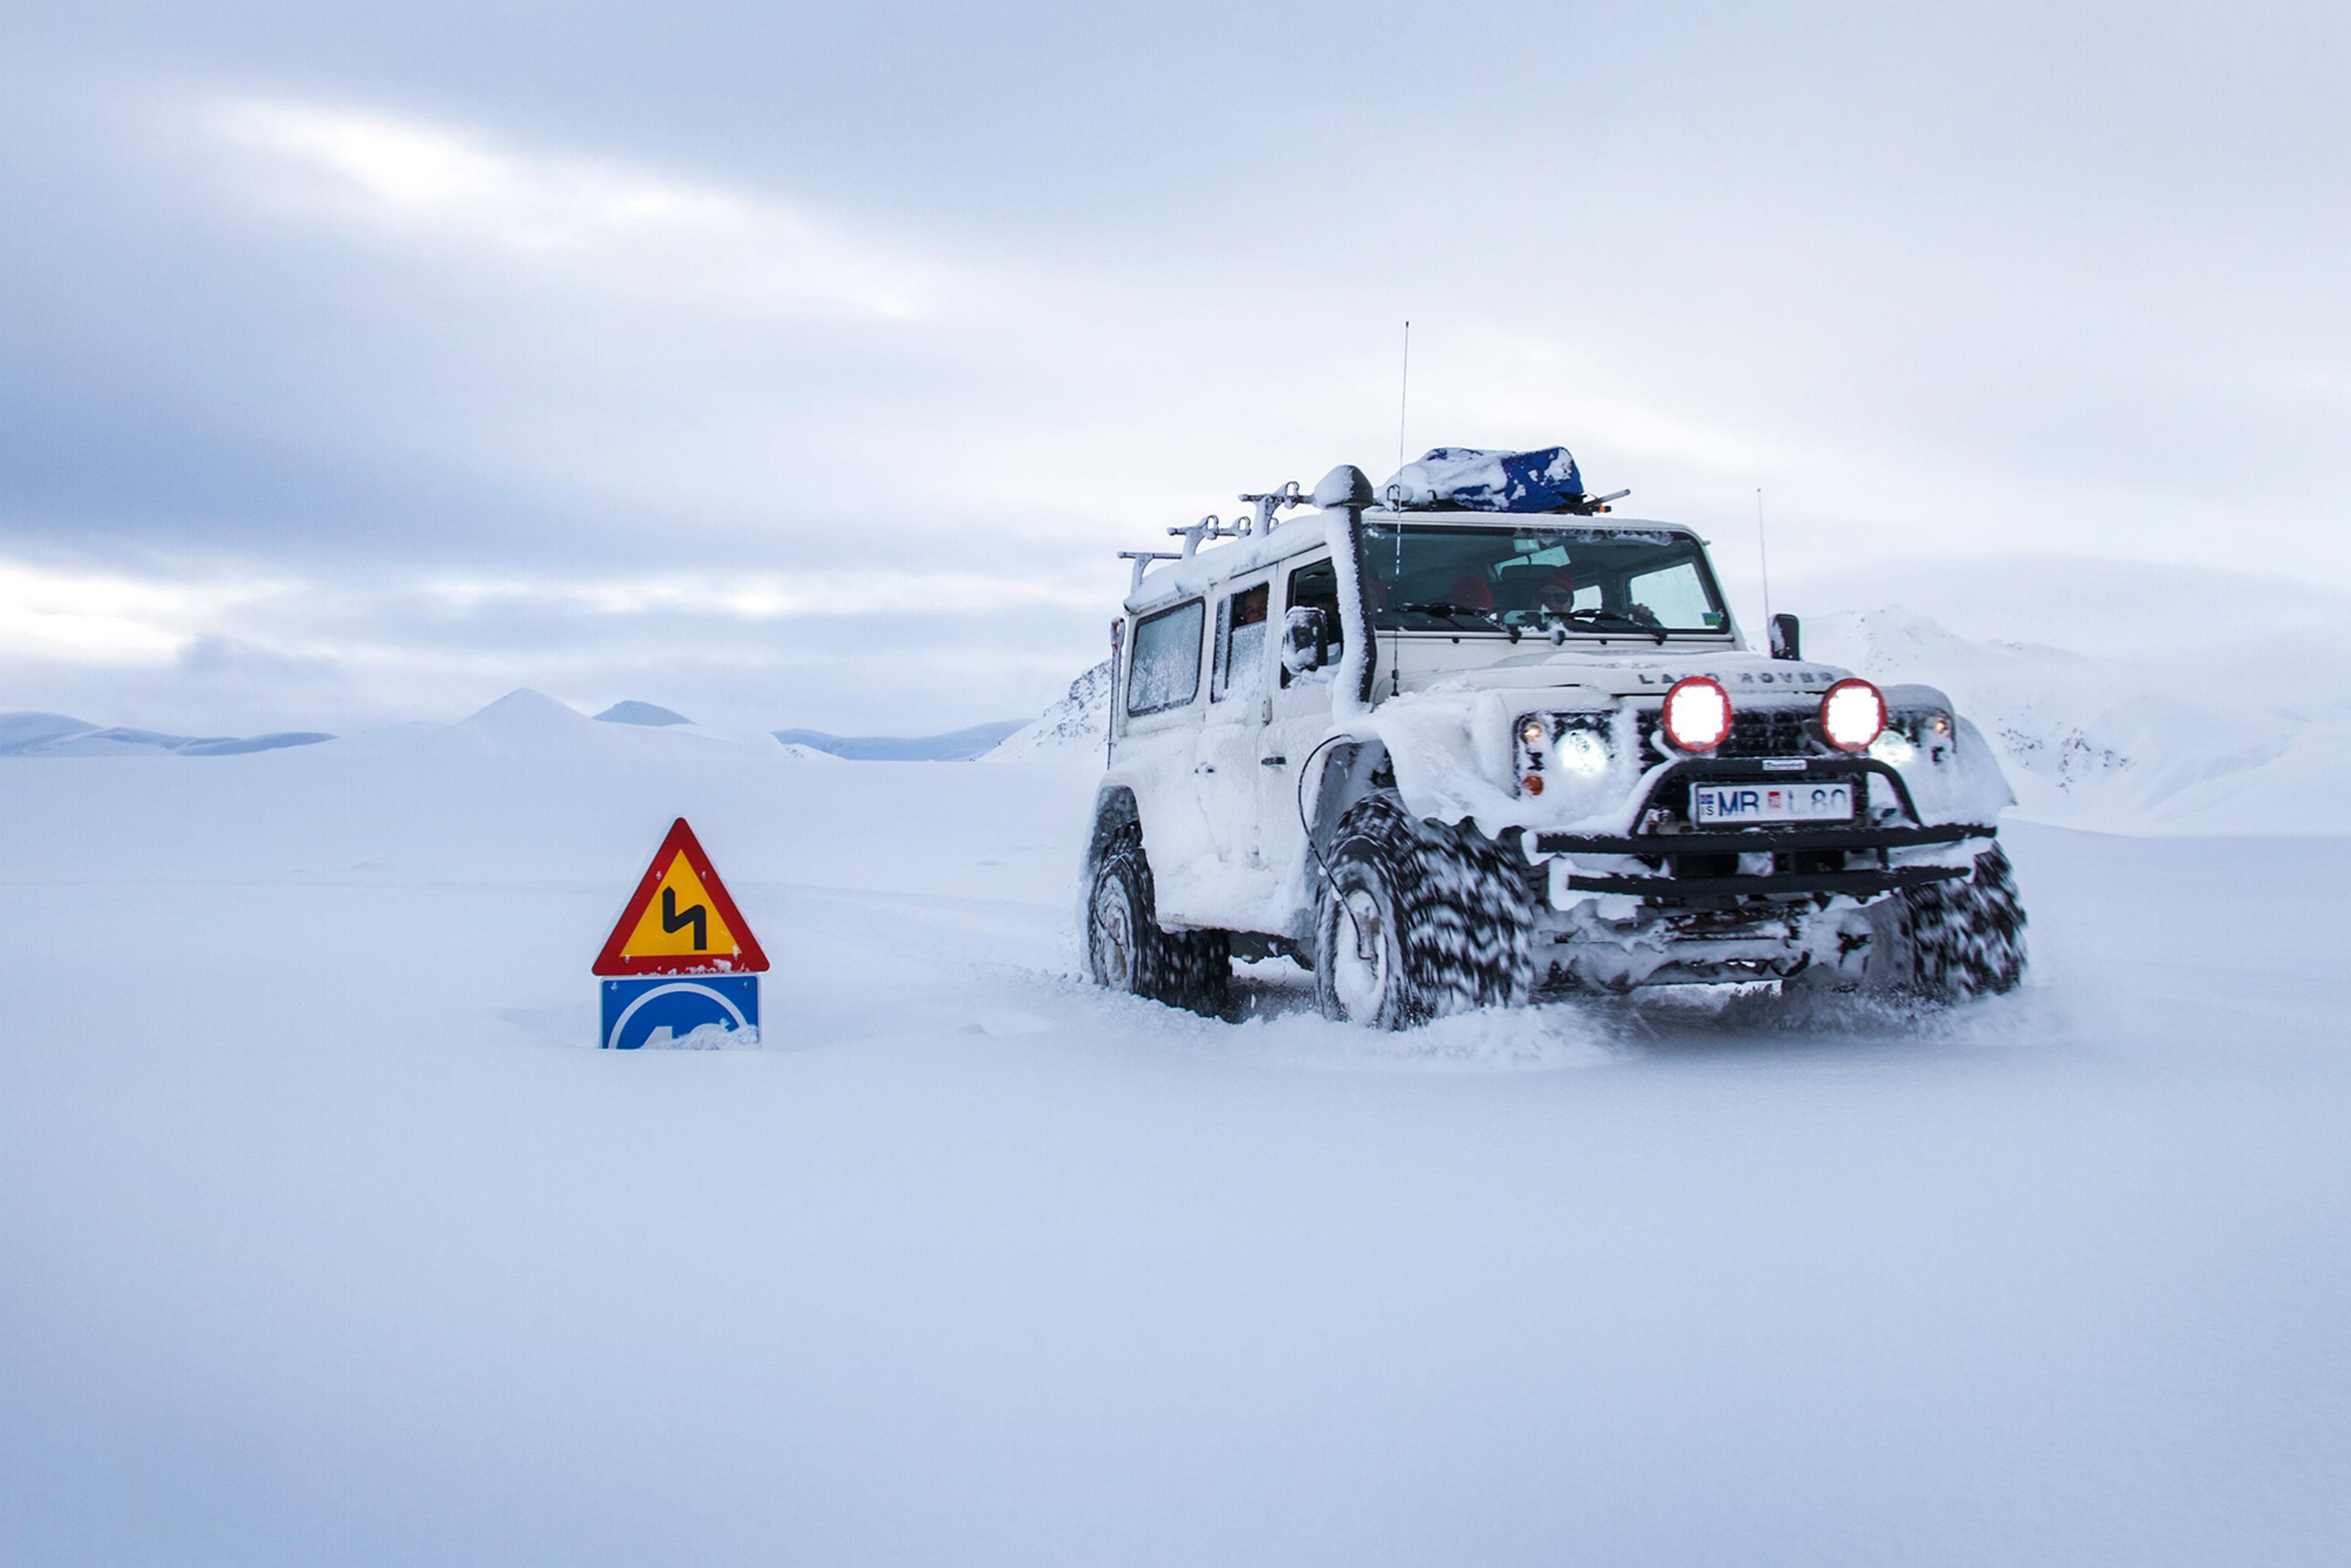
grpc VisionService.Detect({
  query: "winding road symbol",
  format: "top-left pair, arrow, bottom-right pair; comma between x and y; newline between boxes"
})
661,887 -> 707,950
592,817 -> 768,978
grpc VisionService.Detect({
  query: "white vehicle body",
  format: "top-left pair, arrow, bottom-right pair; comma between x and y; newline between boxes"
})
1086,463 -> 2022,1013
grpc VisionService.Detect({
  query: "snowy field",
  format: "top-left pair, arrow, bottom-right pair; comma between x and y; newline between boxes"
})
5,692 -> 2350,1565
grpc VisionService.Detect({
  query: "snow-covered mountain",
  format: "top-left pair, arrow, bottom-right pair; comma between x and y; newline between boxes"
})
0,711 -> 334,757
1804,606 -> 2351,835
595,700 -> 694,726
984,660 -> 1112,762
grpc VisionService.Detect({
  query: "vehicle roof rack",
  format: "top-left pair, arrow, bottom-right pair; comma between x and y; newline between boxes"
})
1116,550 -> 1181,594
1112,478 -> 1310,594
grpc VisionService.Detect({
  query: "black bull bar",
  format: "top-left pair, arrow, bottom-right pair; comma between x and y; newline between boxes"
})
1528,757 -> 1997,901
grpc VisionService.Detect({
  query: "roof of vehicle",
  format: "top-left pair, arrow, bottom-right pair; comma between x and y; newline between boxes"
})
1125,512 -> 1336,613
1123,511 -> 1708,613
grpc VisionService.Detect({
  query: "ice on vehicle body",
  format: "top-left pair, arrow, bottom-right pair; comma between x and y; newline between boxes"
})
1083,449 -> 2027,1026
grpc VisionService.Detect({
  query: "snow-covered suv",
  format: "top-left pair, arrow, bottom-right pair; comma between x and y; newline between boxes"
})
1083,448 -> 2026,1027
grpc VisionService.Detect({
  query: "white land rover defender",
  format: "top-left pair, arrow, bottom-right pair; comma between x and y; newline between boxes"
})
1083,448 -> 2025,1027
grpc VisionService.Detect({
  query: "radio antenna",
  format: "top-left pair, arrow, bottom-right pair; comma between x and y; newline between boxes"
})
1396,320 -> 1411,473
1384,320 -> 1412,703
1755,487 -> 1774,626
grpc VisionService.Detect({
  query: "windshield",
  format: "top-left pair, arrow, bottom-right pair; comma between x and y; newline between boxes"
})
1360,522 -> 1731,637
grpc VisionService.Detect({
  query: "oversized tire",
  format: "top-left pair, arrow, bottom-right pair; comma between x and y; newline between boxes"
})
1805,843 -> 2027,1002
1903,842 -> 2028,1000
1313,795 -> 1535,1029
1086,825 -> 1231,1016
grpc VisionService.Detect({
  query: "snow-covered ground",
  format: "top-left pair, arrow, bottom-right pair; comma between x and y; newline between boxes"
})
5,685 -> 2350,1565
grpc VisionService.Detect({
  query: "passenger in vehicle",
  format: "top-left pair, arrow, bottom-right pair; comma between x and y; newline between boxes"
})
1447,574 -> 1494,611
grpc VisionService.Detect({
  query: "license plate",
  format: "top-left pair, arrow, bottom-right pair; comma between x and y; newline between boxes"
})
1692,780 -> 1855,825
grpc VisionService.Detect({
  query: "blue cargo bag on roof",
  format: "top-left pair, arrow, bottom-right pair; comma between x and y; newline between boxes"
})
1384,446 -> 1586,511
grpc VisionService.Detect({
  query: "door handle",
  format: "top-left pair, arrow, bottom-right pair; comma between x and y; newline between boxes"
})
1260,756 -> 1286,767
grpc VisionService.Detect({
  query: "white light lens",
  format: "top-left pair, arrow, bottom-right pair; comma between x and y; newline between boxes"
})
1662,678 -> 1733,753
1820,678 -> 1887,753
1869,730 -> 1915,765
1554,729 -> 1609,776
1520,718 -> 1547,746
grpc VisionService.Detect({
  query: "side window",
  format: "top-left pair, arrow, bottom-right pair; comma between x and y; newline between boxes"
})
1126,599 -> 1205,716
1281,558 -> 1344,688
1212,583 -> 1269,700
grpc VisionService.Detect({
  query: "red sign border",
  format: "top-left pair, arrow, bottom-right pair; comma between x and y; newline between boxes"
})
593,817 -> 771,976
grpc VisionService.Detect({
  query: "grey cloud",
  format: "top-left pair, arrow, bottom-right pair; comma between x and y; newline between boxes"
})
2,0 -> 2346,732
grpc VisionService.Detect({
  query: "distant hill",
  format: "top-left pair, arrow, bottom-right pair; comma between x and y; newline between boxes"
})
0,712 -> 335,759
595,700 -> 694,726
770,721 -> 1026,762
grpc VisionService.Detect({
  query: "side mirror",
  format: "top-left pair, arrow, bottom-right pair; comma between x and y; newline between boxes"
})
1281,606 -> 1330,674
1769,613 -> 1801,661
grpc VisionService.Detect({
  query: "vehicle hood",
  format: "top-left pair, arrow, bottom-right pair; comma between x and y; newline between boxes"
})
1396,645 -> 1856,706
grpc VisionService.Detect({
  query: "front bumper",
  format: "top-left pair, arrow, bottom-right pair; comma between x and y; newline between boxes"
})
1528,756 -> 1996,906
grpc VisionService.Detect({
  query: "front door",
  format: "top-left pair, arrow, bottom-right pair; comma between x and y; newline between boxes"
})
1258,553 -> 1346,882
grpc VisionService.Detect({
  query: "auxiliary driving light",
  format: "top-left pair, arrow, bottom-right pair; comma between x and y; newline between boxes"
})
1819,678 -> 1888,753
1661,677 -> 1733,754
1519,717 -> 1547,746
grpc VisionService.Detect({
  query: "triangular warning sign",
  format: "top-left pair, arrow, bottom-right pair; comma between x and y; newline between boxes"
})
593,818 -> 770,976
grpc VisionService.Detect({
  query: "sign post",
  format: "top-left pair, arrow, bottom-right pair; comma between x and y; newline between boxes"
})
593,817 -> 770,1049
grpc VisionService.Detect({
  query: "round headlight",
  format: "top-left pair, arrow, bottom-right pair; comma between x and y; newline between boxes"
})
1661,677 -> 1733,754
1518,717 -> 1547,746
1820,678 -> 1887,753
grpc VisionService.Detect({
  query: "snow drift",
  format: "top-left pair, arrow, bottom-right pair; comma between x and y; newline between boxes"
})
7,670 -> 2351,1566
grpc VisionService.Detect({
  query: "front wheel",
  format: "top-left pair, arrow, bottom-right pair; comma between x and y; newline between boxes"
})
1905,843 -> 2028,999
1086,826 -> 1231,1016
1800,844 -> 2027,1002
1314,850 -> 1415,1029
1313,797 -> 1534,1029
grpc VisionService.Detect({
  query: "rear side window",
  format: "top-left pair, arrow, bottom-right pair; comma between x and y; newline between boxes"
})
1127,599 -> 1205,715
1212,583 -> 1270,700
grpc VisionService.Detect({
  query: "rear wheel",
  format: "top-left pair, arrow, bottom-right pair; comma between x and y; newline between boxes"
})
1086,825 -> 1231,1015
1313,796 -> 1534,1028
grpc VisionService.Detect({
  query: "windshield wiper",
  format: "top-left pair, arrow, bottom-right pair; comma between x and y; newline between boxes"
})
1557,607 -> 1668,645
1395,601 -> 1520,642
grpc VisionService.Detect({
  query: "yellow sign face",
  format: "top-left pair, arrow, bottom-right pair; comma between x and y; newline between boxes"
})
614,850 -> 742,962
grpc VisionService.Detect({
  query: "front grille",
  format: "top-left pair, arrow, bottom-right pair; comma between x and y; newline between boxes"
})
1635,705 -> 1822,759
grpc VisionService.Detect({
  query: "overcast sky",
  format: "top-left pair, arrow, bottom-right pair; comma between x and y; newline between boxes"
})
2,0 -> 2345,734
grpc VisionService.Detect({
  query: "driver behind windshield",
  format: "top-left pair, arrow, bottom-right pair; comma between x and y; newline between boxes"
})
1363,524 -> 1726,636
